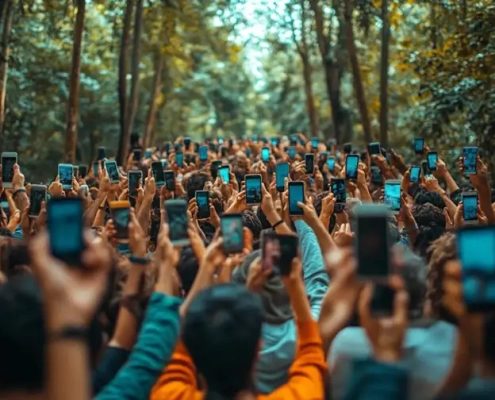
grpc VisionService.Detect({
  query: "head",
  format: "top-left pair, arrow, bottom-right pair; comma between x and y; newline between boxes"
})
183,284 -> 263,398
313,191 -> 336,232
426,232 -> 458,323
185,172 -> 211,200
241,210 -> 262,242
414,189 -> 446,210
176,247 -> 200,297
412,203 -> 446,258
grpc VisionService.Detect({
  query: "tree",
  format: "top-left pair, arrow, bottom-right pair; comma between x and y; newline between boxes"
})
379,0 -> 390,147
0,0 -> 15,150
64,0 -> 86,163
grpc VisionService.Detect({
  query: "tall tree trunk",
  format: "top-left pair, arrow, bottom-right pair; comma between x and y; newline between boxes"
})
118,0 -> 143,166
64,0 -> 86,163
143,50 -> 164,150
116,0 -> 134,165
379,0 -> 390,147
430,0 -> 437,49
301,54 -> 319,138
344,0 -> 372,143
0,0 -> 14,150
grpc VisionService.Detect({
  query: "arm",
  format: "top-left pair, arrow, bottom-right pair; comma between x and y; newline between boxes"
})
85,191 -> 107,227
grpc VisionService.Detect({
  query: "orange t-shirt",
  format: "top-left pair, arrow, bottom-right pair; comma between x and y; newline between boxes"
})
151,319 -> 327,400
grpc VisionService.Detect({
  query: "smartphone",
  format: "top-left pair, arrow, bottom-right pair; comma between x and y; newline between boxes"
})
457,225 -> 495,311
261,231 -> 299,275
78,164 -> 87,178
220,146 -> 228,158
104,160 -> 119,184
221,213 -> 244,254
345,154 -> 359,180
47,198 -> 84,266
327,157 -> 335,172
219,166 -> 230,184
406,166 -> 419,184
97,146 -> 106,161
368,142 -> 381,156
421,160 -> 432,178
261,147 -> 270,162
290,136 -> 297,146
311,137 -> 319,149
289,146 -> 296,159
176,152 -> 184,168
427,152 -> 438,171
199,145 -> 208,162
29,184 -> 47,218
384,180 -> 401,214
151,161 -> 165,187
58,163 -> 74,190
463,146 -> 478,175
245,174 -> 262,205
210,160 -> 222,180
195,190 -> 210,219
93,161 -> 99,176
72,165 -> 79,179
270,137 -> 279,147
343,143 -> 352,155
288,181 -> 304,216
145,149 -> 152,158
370,165 -> 382,184
133,148 -> 142,162
331,178 -> 346,213
414,138 -> 424,154
276,162 -> 289,192
462,192 -> 478,222
184,137 -> 191,150
164,199 -> 190,247
355,204 -> 391,281
81,184 -> 89,197
109,200 -> 131,240
305,153 -> 315,175
1,152 -> 17,189
371,285 -> 396,317
326,139 -> 336,150
164,170 -> 175,192
319,151 -> 329,161
128,169 -> 142,197
218,137 -> 224,145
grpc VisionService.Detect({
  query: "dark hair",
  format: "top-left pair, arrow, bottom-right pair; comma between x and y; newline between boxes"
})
485,313 -> 495,365
0,239 -> 31,279
185,172 -> 211,200
412,204 -> 446,259
0,227 -> 13,238
414,189 -> 446,210
313,191 -> 336,232
256,208 -> 271,230
241,210 -> 262,241
177,247 -> 200,297
183,284 -> 263,398
398,247 -> 427,319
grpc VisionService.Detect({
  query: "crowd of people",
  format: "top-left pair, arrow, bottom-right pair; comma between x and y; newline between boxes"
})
0,134 -> 494,400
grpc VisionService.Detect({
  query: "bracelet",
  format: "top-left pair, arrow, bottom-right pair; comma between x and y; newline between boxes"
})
272,220 -> 284,229
129,255 -> 149,264
48,326 -> 88,343
13,188 -> 26,198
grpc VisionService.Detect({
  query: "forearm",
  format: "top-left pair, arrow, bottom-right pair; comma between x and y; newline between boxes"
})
438,190 -> 457,218
286,278 -> 313,322
13,192 -> 28,212
443,172 -> 459,194
265,209 -> 293,234
308,215 -> 336,253
478,185 -> 495,224
137,196 -> 153,233
85,193 -> 106,227
357,183 -> 372,202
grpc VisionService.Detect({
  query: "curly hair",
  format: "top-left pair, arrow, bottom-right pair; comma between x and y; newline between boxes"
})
414,189 -> 446,210
185,172 -> 211,200
412,203 -> 446,258
425,232 -> 458,324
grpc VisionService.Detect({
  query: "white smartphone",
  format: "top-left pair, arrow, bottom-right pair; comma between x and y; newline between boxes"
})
104,160 -> 120,184
58,163 -> 74,190
1,152 -> 18,189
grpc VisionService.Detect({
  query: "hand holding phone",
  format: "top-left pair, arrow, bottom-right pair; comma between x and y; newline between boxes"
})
151,161 -> 165,187
1,152 -> 18,189
164,199 -> 190,247
384,180 -> 401,214
29,185 -> 47,218
196,190 -> 210,219
288,181 -> 304,216
304,153 -> 314,175
409,166 -> 421,183
109,201 -> 131,240
104,160 -> 120,184
345,155 -> 359,180
427,152 -> 438,171
58,163 -> 74,190
276,163 -> 289,192
463,147 -> 478,175
221,214 -> 244,254
245,175 -> 262,205
462,192 -> 478,222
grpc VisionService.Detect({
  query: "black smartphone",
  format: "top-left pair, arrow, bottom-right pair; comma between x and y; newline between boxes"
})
97,146 -> 106,161
73,165 -> 79,179
276,162 -> 289,192
47,198 -> 84,266
343,143 -> 352,154
414,138 -> 424,154
427,152 -> 438,171
288,181 -> 304,216
345,154 -> 359,180
327,157 -> 335,172
421,160 -> 432,178
326,139 -> 336,150
245,174 -> 262,205
151,161 -> 165,187
199,145 -> 208,162
462,192 -> 478,222
305,153 -> 314,175
176,152 -> 184,167
261,147 -> 270,162
219,166 -> 230,183
457,225 -> 495,312
410,166 -> 421,183
79,164 -> 87,178
331,178 -> 346,213
384,180 -> 401,214
196,190 -> 210,219
221,213 -> 244,254
370,165 -> 382,184
368,142 -> 381,156
110,201 -> 131,239
93,161 -> 99,177
128,170 -> 142,197
261,231 -> 298,276
371,285 -> 396,317
210,160 -> 222,180
184,137 -> 191,150
355,204 -> 390,281
1,152 -> 17,189
133,148 -> 142,162
164,199 -> 190,247
104,160 -> 120,184
164,170 -> 175,192
221,146 -> 228,158
58,163 -> 74,190
29,184 -> 47,218
463,146 -> 478,175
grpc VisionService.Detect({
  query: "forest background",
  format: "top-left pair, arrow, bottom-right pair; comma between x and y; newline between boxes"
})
0,0 -> 494,181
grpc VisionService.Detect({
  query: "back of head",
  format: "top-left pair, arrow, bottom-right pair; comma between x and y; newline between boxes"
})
241,210 -> 262,241
414,189 -> 446,209
412,203 -> 446,258
176,247 -> 200,297
397,246 -> 427,319
185,172 -> 211,200
183,284 -> 263,398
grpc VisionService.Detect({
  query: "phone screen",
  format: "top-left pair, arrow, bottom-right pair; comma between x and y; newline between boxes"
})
221,214 -> 244,254
270,138 -> 278,147
261,147 -> 270,162
276,163 -> 289,192
261,232 -> 298,275
176,152 -> 184,167
371,166 -> 382,184
427,152 -> 438,170
421,161 -> 432,178
59,164 -> 73,189
219,166 -> 230,183
371,285 -> 395,317
357,212 -> 389,278
463,194 -> 478,221
196,191 -> 210,219
345,155 -> 359,180
112,207 -> 130,239
245,175 -> 262,205
305,153 -> 314,175
133,149 -> 142,161
463,147 -> 478,175
151,162 -> 165,186
79,165 -> 87,178
199,146 -> 208,161
210,160 -> 222,180
164,171 -> 175,191
414,138 -> 424,154
184,137 -> 191,150
129,171 -> 142,197
326,157 -> 335,172
165,200 -> 190,246
311,138 -> 319,149
289,147 -> 296,159
343,143 -> 352,154
97,146 -> 106,161
2,155 -> 16,183
368,142 -> 381,155
47,198 -> 84,265
29,187 -> 46,217
457,226 -> 495,311
105,161 -> 119,183
410,166 -> 421,183
331,179 -> 346,203
384,182 -> 401,213
145,149 -> 152,158
288,182 -> 304,216
93,161 -> 99,176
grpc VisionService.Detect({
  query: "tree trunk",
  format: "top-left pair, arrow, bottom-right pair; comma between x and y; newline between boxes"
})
116,0 -> 134,165
64,0 -> 86,163
301,54 -> 319,138
143,50 -> 164,150
344,0 -> 372,143
430,0 -> 437,49
379,0 -> 390,147
0,0 -> 14,150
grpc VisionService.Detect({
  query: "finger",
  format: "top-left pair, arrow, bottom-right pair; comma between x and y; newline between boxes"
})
393,289 -> 409,325
358,283 -> 374,324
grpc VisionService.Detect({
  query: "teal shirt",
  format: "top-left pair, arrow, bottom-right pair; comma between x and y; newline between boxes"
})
95,293 -> 182,400
255,220 -> 329,393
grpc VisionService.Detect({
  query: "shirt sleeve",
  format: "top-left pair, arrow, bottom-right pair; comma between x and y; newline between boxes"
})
92,346 -> 130,395
95,293 -> 182,400
294,220 -> 329,319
